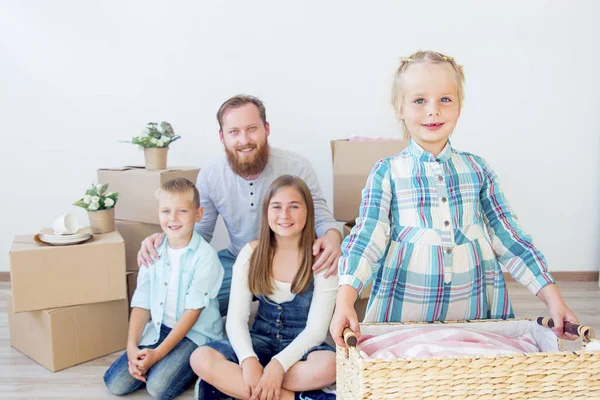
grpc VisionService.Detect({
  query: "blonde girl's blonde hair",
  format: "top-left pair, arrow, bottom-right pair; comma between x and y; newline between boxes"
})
391,50 -> 465,139
248,175 -> 315,296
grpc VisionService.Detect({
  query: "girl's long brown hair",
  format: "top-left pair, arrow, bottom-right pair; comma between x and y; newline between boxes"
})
248,175 -> 315,296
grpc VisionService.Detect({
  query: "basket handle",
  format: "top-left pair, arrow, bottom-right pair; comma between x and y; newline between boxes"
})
536,317 -> 596,342
343,327 -> 358,347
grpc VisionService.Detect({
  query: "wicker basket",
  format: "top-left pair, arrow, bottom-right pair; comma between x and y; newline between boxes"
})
336,318 -> 600,399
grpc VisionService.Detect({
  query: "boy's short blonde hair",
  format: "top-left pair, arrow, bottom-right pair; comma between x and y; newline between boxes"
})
155,178 -> 200,208
391,50 -> 465,139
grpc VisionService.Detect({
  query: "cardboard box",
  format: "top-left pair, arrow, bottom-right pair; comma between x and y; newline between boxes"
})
342,221 -> 372,300
9,230 -> 126,313
126,271 -> 138,309
331,139 -> 409,222
116,220 -> 163,271
97,167 -> 200,224
7,294 -> 128,372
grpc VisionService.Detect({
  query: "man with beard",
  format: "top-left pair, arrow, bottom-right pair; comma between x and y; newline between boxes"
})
137,95 -> 342,315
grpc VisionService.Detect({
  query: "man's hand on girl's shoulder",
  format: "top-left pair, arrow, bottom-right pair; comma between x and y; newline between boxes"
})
312,229 -> 342,278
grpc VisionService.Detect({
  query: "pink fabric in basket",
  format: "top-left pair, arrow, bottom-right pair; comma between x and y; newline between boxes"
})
357,327 -> 540,359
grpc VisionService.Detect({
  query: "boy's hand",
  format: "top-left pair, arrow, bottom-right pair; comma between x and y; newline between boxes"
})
126,345 -> 146,381
137,233 -> 166,267
241,357 -> 263,398
330,303 -> 361,348
135,348 -> 161,373
250,359 -> 284,400
127,361 -> 146,382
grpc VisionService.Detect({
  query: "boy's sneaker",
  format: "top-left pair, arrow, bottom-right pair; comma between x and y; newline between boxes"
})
295,389 -> 336,400
194,377 -> 229,400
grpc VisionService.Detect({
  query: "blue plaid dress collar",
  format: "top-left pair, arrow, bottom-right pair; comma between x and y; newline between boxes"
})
407,139 -> 453,163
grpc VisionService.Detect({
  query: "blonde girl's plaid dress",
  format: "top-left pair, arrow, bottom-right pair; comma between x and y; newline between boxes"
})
338,140 -> 554,323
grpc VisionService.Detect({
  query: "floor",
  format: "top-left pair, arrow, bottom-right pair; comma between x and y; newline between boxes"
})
1,280 -> 599,399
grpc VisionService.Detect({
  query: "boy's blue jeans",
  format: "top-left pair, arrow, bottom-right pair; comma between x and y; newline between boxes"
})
104,324 -> 197,400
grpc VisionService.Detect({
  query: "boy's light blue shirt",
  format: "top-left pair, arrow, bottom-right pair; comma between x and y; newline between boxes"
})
131,231 -> 224,346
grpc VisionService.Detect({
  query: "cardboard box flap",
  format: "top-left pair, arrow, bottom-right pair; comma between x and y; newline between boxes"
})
98,166 -> 197,173
332,139 -> 409,175
10,230 -> 122,253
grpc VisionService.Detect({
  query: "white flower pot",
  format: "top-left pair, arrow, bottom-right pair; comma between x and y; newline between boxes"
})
87,208 -> 115,234
144,147 -> 168,170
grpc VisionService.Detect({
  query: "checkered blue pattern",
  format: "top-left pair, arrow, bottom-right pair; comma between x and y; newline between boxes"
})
339,140 -> 554,323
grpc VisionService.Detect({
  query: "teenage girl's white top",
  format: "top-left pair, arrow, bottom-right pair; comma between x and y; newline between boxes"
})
226,244 -> 338,372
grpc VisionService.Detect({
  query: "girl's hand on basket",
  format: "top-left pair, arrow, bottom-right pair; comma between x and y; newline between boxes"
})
330,284 -> 361,347
250,359 -> 284,400
330,305 -> 360,348
538,284 -> 580,341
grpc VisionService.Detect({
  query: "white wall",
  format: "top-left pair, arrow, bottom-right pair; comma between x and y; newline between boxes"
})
1,0 -> 599,273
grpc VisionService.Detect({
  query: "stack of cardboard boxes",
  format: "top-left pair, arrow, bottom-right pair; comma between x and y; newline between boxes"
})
7,165 -> 199,372
8,231 -> 129,372
330,139 -> 409,319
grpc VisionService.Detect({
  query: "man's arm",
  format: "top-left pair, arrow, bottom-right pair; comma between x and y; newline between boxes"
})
195,168 -> 219,242
296,158 -> 342,275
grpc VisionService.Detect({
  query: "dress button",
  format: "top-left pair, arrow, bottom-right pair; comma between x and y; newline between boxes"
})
164,282 -> 168,286
250,183 -> 253,186
441,197 -> 447,203
156,322 -> 160,326
277,306 -> 282,310
276,319 -> 281,324
250,192 -> 254,195
160,302 -> 163,306
251,203 -> 254,206
437,176 -> 444,182
276,334 -> 281,339
446,248 -> 453,255
444,221 -> 450,227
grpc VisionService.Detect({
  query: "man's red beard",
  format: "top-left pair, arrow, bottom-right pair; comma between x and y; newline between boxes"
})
225,141 -> 270,177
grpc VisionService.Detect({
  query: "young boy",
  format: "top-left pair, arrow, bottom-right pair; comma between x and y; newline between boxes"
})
104,178 -> 224,400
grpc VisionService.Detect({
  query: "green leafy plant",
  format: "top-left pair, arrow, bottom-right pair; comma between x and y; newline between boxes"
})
124,121 -> 181,148
74,183 -> 119,211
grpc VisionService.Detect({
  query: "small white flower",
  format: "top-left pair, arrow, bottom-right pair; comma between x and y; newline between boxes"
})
104,198 -> 115,207
83,195 -> 92,204
91,196 -> 100,203
150,138 -> 158,145
156,140 -> 164,147
95,184 -> 104,193
88,202 -> 99,211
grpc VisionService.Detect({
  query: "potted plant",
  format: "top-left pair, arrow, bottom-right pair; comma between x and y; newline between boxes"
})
124,121 -> 181,170
74,183 -> 119,234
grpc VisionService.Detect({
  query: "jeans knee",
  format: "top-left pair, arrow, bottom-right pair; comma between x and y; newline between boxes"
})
146,379 -> 171,400
104,372 -> 131,396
